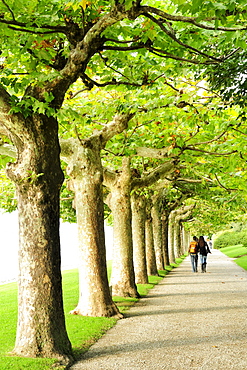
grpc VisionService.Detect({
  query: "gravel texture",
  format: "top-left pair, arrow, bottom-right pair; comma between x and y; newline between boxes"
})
70,249 -> 247,370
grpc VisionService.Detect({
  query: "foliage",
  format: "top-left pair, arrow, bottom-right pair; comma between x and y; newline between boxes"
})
60,182 -> 76,223
0,169 -> 17,212
1,0 -> 247,231
205,49 -> 247,111
213,229 -> 247,249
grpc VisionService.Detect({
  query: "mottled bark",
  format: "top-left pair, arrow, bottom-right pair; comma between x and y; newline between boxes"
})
168,210 -> 176,264
6,114 -> 72,362
105,158 -> 139,298
161,211 -> 170,267
182,227 -> 190,254
174,218 -> 182,258
179,222 -> 185,254
66,137 -> 121,318
151,199 -> 164,271
145,212 -> 158,276
131,193 -> 148,284
174,206 -> 194,258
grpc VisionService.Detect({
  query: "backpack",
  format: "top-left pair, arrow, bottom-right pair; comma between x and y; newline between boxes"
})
189,241 -> 198,254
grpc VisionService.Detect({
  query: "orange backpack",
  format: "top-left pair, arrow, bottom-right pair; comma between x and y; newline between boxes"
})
189,241 -> 198,254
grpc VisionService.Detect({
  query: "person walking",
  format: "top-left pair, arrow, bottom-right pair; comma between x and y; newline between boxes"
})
188,236 -> 199,272
198,235 -> 211,273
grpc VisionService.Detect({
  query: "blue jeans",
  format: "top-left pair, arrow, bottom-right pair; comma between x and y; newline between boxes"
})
190,254 -> 198,272
200,255 -> 207,264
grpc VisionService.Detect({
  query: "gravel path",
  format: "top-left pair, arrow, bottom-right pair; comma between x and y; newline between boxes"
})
70,250 -> 247,370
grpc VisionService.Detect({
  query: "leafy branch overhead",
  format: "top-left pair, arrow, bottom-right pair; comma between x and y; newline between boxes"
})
0,0 -> 246,227
1,0 -> 247,103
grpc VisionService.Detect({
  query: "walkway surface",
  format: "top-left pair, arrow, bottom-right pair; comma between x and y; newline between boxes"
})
70,250 -> 247,370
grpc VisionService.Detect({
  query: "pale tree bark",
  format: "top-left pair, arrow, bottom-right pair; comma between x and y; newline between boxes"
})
161,209 -> 170,267
104,157 -> 139,298
174,205 -> 194,258
60,113 -> 134,316
168,210 -> 176,264
105,157 -> 175,296
174,220 -> 182,258
151,196 -> 164,270
179,222 -> 186,255
131,192 -> 148,284
130,162 -> 176,274
145,199 -> 158,276
182,227 -> 190,254
64,139 -> 121,318
0,89 -> 73,362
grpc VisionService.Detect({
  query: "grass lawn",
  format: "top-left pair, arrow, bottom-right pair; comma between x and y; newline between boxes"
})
220,245 -> 247,271
0,258 -> 185,370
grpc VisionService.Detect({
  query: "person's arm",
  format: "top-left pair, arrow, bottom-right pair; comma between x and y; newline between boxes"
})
206,243 -> 211,253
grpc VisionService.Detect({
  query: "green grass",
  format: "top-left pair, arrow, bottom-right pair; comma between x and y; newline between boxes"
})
0,257 -> 184,369
220,245 -> 247,271
235,255 -> 247,270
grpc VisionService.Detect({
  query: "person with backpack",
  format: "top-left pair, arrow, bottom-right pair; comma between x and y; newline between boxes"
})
188,236 -> 199,272
198,235 -> 212,273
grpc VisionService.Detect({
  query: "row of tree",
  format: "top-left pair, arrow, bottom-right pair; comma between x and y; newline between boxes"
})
0,0 -> 247,364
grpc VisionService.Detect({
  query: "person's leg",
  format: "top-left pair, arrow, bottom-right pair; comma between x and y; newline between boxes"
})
190,255 -> 196,272
200,254 -> 204,272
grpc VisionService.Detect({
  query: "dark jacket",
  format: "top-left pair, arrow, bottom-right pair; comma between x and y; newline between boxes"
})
199,242 -> 211,256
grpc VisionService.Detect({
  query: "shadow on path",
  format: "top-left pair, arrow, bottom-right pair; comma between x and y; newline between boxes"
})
70,249 -> 247,370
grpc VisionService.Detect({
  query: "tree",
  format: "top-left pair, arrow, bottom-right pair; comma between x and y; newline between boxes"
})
104,157 -> 139,297
1,0 -> 247,360
145,196 -> 158,276
0,88 -> 73,362
60,112 -> 134,317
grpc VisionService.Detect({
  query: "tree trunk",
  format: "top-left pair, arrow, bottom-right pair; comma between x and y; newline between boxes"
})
131,193 -> 148,284
182,227 -> 190,254
7,115 -> 73,362
174,206 -> 194,258
168,211 -> 176,264
174,217 -> 181,258
151,199 -> 164,270
145,214 -> 158,276
161,211 -> 170,267
179,222 -> 185,254
66,137 -> 122,318
106,158 -> 139,298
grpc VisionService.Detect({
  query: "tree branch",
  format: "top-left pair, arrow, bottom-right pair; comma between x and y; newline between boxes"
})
0,85 -> 27,142
175,177 -> 202,183
183,147 -> 237,156
0,19 -> 67,34
185,131 -> 227,147
100,112 -> 136,146
214,174 -> 238,192
80,72 -> 144,88
145,13 -> 221,62
0,141 -> 16,158
140,6 -> 247,31
103,167 -> 117,188
1,0 -> 16,21
131,160 -> 176,189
